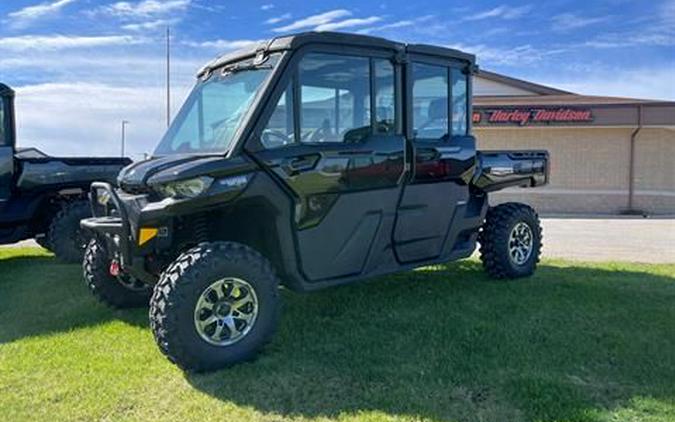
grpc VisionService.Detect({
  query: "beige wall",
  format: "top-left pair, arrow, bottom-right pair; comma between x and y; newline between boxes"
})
474,126 -> 675,214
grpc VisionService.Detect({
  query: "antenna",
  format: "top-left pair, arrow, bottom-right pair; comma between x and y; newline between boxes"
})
166,26 -> 171,127
121,120 -> 129,157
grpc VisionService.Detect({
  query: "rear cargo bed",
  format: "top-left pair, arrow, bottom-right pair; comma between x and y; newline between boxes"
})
472,150 -> 549,192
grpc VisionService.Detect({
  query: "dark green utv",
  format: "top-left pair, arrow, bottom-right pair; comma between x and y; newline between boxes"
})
0,83 -> 130,262
81,32 -> 549,371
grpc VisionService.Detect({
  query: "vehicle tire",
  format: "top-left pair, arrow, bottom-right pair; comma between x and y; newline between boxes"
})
478,202 -> 542,279
83,238 -> 152,308
48,200 -> 91,263
149,242 -> 281,372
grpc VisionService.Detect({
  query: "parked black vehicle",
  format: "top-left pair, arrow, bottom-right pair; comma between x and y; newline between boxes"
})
0,83 -> 130,262
81,32 -> 549,371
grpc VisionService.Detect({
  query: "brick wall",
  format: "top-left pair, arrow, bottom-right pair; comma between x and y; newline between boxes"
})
474,127 -> 675,214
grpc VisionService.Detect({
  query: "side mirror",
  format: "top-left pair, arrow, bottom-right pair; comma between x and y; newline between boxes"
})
0,83 -> 16,149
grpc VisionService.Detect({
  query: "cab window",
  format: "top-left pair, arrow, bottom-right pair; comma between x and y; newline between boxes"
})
298,53 -> 371,144
451,68 -> 468,135
411,63 -> 448,141
261,81 -> 294,149
374,59 -> 395,134
0,97 -> 6,146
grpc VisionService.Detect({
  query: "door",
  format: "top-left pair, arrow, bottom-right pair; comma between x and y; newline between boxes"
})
393,60 -> 475,263
0,91 -> 14,204
252,51 -> 405,281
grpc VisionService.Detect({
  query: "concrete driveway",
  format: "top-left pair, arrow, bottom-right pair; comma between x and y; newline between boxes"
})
535,218 -> 675,264
3,218 -> 674,264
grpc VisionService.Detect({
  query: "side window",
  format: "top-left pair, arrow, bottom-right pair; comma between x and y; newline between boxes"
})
451,68 -> 468,136
374,59 -> 395,134
412,63 -> 448,141
261,80 -> 295,149
299,53 -> 371,144
0,98 -> 5,146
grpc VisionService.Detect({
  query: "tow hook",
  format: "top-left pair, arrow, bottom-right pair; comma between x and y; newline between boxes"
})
109,259 -> 121,277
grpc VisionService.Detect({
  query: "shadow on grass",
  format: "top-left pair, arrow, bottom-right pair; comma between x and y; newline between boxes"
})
1,253 -> 674,421
0,254 -> 147,344
186,261 -> 675,422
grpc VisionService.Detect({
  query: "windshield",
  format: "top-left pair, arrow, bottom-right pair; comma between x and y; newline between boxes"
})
154,54 -> 279,156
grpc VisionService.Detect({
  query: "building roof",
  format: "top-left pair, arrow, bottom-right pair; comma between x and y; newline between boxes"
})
475,94 -> 675,107
477,70 -> 573,96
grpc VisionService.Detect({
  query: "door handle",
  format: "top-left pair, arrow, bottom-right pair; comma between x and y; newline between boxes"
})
286,154 -> 320,173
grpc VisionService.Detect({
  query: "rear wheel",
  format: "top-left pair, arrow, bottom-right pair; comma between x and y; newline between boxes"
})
479,203 -> 542,279
83,238 -> 152,308
149,242 -> 280,372
48,200 -> 91,263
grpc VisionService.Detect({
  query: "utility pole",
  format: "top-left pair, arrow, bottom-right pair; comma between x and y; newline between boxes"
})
166,26 -> 171,127
121,120 -> 129,157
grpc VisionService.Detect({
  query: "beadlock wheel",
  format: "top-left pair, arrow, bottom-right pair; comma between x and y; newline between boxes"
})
508,221 -> 534,265
193,277 -> 259,346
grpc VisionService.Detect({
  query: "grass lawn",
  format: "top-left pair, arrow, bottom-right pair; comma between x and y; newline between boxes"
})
0,247 -> 674,422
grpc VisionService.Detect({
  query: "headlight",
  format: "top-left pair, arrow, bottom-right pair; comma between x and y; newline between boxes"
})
97,190 -> 112,206
155,176 -> 213,199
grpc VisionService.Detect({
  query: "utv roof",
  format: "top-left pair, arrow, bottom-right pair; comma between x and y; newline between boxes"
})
198,31 -> 476,77
0,83 -> 14,97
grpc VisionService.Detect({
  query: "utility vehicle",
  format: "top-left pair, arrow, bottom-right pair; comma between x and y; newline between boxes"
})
81,32 -> 549,372
0,83 -> 130,262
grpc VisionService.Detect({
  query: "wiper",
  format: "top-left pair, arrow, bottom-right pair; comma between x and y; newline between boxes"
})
221,62 -> 272,74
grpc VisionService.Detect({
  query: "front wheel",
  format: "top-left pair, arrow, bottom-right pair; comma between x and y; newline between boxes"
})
479,203 -> 542,279
149,242 -> 281,372
83,238 -> 152,308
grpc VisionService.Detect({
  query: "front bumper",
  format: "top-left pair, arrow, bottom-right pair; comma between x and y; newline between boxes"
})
81,182 -> 166,284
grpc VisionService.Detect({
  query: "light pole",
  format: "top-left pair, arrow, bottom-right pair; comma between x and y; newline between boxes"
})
166,26 -> 171,127
121,120 -> 129,157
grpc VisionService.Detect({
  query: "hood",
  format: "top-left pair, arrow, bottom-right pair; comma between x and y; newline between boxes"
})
117,154 -> 257,193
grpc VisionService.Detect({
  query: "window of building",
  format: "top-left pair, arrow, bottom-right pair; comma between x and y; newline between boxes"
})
412,63 -> 448,141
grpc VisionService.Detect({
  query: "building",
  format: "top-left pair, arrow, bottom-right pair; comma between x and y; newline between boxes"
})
473,70 -> 675,215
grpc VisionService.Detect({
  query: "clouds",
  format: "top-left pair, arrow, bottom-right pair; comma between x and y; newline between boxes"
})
184,39 -> 260,51
264,13 -> 291,25
463,5 -> 532,21
122,18 -> 178,31
14,82 -> 170,157
551,13 -> 610,31
1,0 -> 674,159
96,0 -> 191,32
102,0 -> 191,18
271,9 -> 352,32
0,34 -> 143,51
6,0 -> 76,29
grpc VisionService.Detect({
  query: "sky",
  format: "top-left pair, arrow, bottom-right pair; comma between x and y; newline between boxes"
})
0,0 -> 673,158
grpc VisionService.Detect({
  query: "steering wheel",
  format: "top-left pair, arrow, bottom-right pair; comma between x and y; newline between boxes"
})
261,130 -> 291,149
308,119 -> 333,143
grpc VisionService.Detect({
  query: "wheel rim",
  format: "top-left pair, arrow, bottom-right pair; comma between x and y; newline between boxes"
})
508,221 -> 534,266
193,277 -> 259,346
116,274 -> 147,291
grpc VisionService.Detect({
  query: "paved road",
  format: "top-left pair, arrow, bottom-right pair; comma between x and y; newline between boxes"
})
3,218 -> 674,263
534,218 -> 675,263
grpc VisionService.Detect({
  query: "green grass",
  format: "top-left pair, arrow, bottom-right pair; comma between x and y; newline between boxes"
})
0,247 -> 674,422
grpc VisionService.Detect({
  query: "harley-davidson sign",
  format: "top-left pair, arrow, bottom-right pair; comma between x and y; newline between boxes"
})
473,108 -> 593,126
